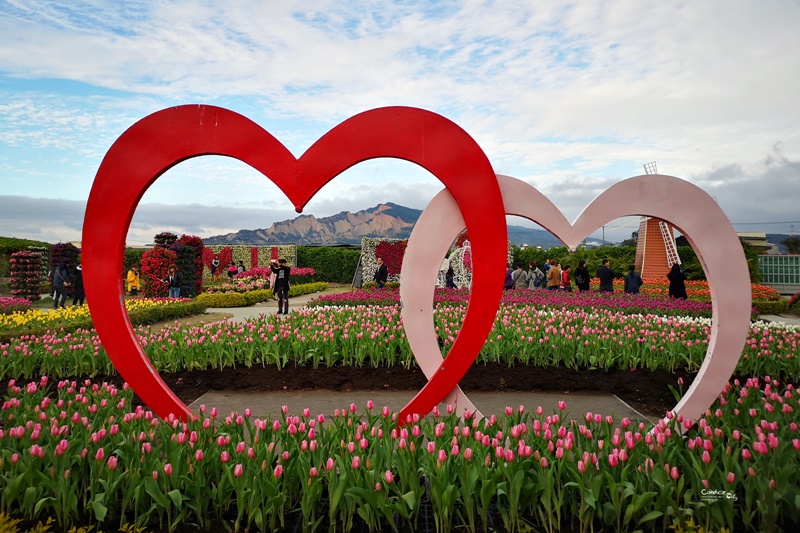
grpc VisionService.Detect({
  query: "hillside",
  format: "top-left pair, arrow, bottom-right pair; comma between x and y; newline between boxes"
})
204,203 -> 564,248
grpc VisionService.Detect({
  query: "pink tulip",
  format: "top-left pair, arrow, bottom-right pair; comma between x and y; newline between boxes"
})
221,451 -> 230,463
234,464 -> 243,477
274,464 -> 283,477
326,457 -> 335,471
309,467 -> 318,478
351,456 -> 361,469
163,463 -> 172,476
384,470 -> 394,484
195,449 -> 204,461
670,466 -> 680,480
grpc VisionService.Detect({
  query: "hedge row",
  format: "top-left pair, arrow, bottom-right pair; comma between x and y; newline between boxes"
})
0,301 -> 209,343
197,282 -> 329,308
753,299 -> 789,315
297,246 -> 360,284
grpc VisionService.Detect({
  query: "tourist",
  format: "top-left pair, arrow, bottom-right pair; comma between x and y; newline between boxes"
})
210,256 -> 220,280
237,261 -> 246,274
528,261 -> 545,289
227,264 -> 237,281
667,263 -> 688,299
71,264 -> 85,306
546,259 -> 561,290
597,258 -> 615,292
445,267 -> 457,289
574,260 -> 590,293
502,265 -> 514,289
52,261 -> 71,309
624,265 -> 644,294
561,264 -> 572,291
271,258 -> 292,314
126,265 -> 140,296
165,264 -> 182,298
512,263 -> 529,289
374,257 -> 389,289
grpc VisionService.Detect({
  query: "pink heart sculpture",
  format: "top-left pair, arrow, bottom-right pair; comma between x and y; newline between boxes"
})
400,174 -> 751,424
81,105 -> 508,421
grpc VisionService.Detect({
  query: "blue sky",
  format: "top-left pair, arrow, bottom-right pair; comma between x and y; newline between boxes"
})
1,0 -> 799,245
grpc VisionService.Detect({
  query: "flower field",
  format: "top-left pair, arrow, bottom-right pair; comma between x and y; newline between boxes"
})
0,298 -> 195,337
1,285 -> 799,531
1,376 -> 799,532
1,300 -> 798,383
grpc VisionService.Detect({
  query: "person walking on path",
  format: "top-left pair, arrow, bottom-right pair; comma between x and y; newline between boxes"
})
127,265 -> 140,296
71,264 -> 85,306
667,263 -> 688,299
574,260 -> 590,293
374,257 -> 389,289
52,261 -> 71,309
270,258 -> 292,314
165,264 -> 183,298
512,263 -> 529,289
624,265 -> 644,294
597,258 -> 615,293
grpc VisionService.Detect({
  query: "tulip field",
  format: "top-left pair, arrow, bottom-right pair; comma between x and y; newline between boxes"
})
1,287 -> 799,532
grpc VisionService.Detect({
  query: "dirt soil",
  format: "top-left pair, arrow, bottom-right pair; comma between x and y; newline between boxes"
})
106,363 -> 697,419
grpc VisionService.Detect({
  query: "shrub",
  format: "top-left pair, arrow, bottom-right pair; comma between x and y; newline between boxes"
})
153,231 -> 177,248
141,247 -> 176,297
298,246 -> 360,283
178,234 -> 205,294
49,242 -> 80,273
9,250 -> 45,300
753,299 -> 789,315
169,242 -> 198,297
197,282 -> 329,308
362,281 -> 401,289
787,292 -> 799,311
123,248 -> 146,277
196,292 -> 249,308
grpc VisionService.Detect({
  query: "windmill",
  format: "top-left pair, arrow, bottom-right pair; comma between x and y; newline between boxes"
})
634,162 -> 682,278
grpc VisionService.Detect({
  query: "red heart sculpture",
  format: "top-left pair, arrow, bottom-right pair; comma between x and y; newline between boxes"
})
81,105 -> 508,420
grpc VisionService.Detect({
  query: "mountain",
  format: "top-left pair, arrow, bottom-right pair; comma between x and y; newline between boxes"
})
203,202 -> 564,248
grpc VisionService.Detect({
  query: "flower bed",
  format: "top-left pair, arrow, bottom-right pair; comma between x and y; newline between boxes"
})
588,277 -> 782,302
0,298 -> 204,343
2,304 -> 797,382
0,297 -> 31,315
310,287 -> 725,319
0,376 -> 798,532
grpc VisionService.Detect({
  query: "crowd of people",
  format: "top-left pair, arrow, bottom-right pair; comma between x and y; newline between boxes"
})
499,258 -> 687,299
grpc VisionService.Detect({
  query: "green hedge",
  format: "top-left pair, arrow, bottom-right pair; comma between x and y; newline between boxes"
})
298,246 -> 360,283
362,281 -> 401,289
754,299 -> 789,316
198,282 -> 330,308
0,301 -> 208,343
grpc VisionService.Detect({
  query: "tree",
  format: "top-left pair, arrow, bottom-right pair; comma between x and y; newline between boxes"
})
782,236 -> 800,254
620,231 -> 639,247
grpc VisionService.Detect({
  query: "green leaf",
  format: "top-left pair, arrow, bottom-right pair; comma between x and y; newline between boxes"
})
144,477 -> 171,509
91,500 -> 108,522
168,489 -> 184,509
637,510 -> 663,525
23,486 -> 37,513
401,490 -> 418,512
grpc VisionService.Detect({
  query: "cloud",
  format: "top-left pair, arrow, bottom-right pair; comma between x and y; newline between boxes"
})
0,0 -> 798,235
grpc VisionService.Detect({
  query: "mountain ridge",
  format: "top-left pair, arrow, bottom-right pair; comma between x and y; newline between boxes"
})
203,203 -> 564,248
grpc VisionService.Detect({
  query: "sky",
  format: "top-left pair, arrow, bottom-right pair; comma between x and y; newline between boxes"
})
1,0 -> 799,246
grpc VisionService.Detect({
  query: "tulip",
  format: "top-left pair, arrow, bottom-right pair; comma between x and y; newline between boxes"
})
274,464 -> 283,477
234,464 -> 243,477
163,463 -> 173,476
